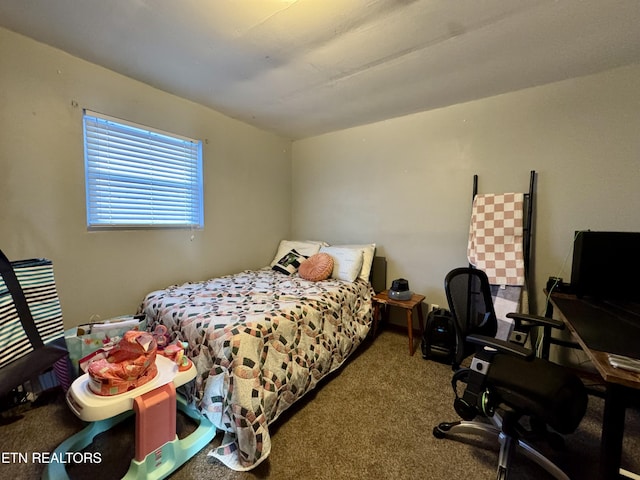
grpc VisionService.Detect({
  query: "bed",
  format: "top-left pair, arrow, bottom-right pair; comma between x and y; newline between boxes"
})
138,241 -> 382,471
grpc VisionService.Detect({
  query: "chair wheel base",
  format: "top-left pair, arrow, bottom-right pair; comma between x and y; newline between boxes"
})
497,466 -> 507,480
433,421 -> 460,438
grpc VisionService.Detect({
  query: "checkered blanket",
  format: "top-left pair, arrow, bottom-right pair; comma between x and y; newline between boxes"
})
467,193 -> 525,286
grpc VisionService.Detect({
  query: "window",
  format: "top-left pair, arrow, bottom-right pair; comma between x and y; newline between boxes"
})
83,110 -> 203,229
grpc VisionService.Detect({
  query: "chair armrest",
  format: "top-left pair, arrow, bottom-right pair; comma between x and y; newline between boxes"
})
466,334 -> 535,360
506,312 -> 564,330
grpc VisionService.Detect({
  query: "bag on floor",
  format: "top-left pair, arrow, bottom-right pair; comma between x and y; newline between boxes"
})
421,308 -> 456,362
0,249 -> 67,396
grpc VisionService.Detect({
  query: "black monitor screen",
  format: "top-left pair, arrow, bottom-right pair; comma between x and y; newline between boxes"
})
570,231 -> 640,302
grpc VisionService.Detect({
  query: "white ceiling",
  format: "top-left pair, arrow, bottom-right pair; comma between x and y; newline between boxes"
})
1,0 -> 639,139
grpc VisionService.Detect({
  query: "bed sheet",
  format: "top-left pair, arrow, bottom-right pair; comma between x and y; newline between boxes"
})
138,268 -> 373,470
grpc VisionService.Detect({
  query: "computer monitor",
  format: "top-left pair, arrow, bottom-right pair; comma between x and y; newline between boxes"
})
570,231 -> 640,302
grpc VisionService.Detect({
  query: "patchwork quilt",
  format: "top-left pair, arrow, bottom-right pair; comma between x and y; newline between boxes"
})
138,268 -> 373,470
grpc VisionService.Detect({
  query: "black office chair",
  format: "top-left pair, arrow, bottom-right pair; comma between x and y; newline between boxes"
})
433,267 -> 588,480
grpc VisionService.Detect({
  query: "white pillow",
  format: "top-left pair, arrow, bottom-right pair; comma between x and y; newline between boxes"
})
319,246 -> 364,283
270,240 -> 326,266
334,243 -> 376,281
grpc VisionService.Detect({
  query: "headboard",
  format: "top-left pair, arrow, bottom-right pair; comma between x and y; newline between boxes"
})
370,256 -> 387,293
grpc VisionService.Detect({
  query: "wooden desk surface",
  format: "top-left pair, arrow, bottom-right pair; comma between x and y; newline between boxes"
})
550,293 -> 640,390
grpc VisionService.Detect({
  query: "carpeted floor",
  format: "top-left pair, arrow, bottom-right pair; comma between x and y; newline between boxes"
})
1,329 -> 638,480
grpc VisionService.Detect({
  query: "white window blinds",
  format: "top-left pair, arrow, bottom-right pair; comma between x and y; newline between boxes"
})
83,110 -> 203,228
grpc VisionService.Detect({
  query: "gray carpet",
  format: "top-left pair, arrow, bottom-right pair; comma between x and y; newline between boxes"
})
1,329 -> 638,480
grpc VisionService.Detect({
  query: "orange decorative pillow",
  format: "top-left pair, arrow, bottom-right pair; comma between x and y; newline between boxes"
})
299,253 -> 334,282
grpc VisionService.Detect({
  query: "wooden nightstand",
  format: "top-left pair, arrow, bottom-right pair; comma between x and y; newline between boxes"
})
372,290 -> 426,356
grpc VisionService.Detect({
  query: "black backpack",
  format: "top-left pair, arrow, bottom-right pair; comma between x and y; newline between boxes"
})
421,308 -> 456,362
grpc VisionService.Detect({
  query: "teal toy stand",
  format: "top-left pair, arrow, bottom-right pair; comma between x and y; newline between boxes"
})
43,356 -> 216,480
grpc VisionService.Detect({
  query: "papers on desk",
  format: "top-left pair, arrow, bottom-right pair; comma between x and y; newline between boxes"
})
608,354 -> 640,374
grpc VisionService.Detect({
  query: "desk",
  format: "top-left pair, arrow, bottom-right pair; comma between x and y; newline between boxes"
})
549,293 -> 640,479
372,290 -> 425,356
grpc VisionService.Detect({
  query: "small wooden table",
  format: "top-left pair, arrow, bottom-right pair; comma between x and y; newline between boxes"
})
372,290 -> 426,356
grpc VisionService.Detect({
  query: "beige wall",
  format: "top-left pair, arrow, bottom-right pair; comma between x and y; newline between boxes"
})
292,64 -> 640,315
3,24 -> 639,329
0,28 -> 292,327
